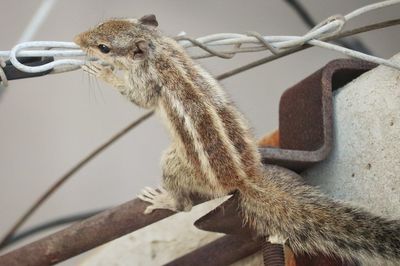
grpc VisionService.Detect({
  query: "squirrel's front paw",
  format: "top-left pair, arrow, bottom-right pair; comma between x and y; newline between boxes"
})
82,62 -> 113,80
138,187 -> 180,214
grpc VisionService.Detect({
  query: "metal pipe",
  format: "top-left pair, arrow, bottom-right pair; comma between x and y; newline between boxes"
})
0,198 -> 174,266
164,235 -> 260,266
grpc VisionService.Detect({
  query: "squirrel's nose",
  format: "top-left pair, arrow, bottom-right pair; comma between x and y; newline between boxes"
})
73,32 -> 89,48
73,35 -> 82,46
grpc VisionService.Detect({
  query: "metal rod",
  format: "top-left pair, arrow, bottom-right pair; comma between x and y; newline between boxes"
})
0,199 -> 174,266
164,235 -> 261,266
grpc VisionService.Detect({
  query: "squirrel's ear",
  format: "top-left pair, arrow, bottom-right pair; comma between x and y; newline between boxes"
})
139,14 -> 158,28
132,40 -> 150,60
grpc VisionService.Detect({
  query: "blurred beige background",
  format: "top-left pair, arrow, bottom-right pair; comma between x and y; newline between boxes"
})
0,0 -> 399,264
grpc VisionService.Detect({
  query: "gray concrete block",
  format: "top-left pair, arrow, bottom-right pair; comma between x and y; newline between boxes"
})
304,54 -> 400,219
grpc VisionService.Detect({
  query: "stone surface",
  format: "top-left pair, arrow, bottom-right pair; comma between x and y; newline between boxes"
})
304,54 -> 400,219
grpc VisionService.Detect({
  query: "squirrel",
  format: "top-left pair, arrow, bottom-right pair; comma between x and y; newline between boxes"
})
74,15 -> 400,264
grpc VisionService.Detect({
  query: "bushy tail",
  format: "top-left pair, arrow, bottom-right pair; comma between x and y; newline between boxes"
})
238,165 -> 400,264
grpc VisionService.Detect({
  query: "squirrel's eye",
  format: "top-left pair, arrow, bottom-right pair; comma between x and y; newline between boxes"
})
97,44 -> 110,54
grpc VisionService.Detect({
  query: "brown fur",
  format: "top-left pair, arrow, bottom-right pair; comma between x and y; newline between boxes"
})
75,15 -> 400,264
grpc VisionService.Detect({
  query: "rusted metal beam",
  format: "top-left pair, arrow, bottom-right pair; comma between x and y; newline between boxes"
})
0,199 -> 175,266
194,192 -> 250,236
164,235 -> 261,266
260,59 -> 376,172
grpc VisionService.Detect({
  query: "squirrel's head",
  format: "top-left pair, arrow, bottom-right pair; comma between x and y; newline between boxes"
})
74,14 -> 159,69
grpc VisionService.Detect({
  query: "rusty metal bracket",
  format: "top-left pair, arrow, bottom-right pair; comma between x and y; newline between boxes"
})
261,59 -> 377,172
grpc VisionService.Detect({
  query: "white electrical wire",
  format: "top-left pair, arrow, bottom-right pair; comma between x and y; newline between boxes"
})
8,42 -> 84,73
345,0 -> 400,20
0,0 -> 58,88
0,0 -> 399,74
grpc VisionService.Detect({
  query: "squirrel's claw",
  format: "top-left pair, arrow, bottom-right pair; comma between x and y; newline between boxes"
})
137,186 -> 179,214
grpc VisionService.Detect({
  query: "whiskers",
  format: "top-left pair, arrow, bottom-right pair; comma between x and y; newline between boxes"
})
81,53 -> 106,104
